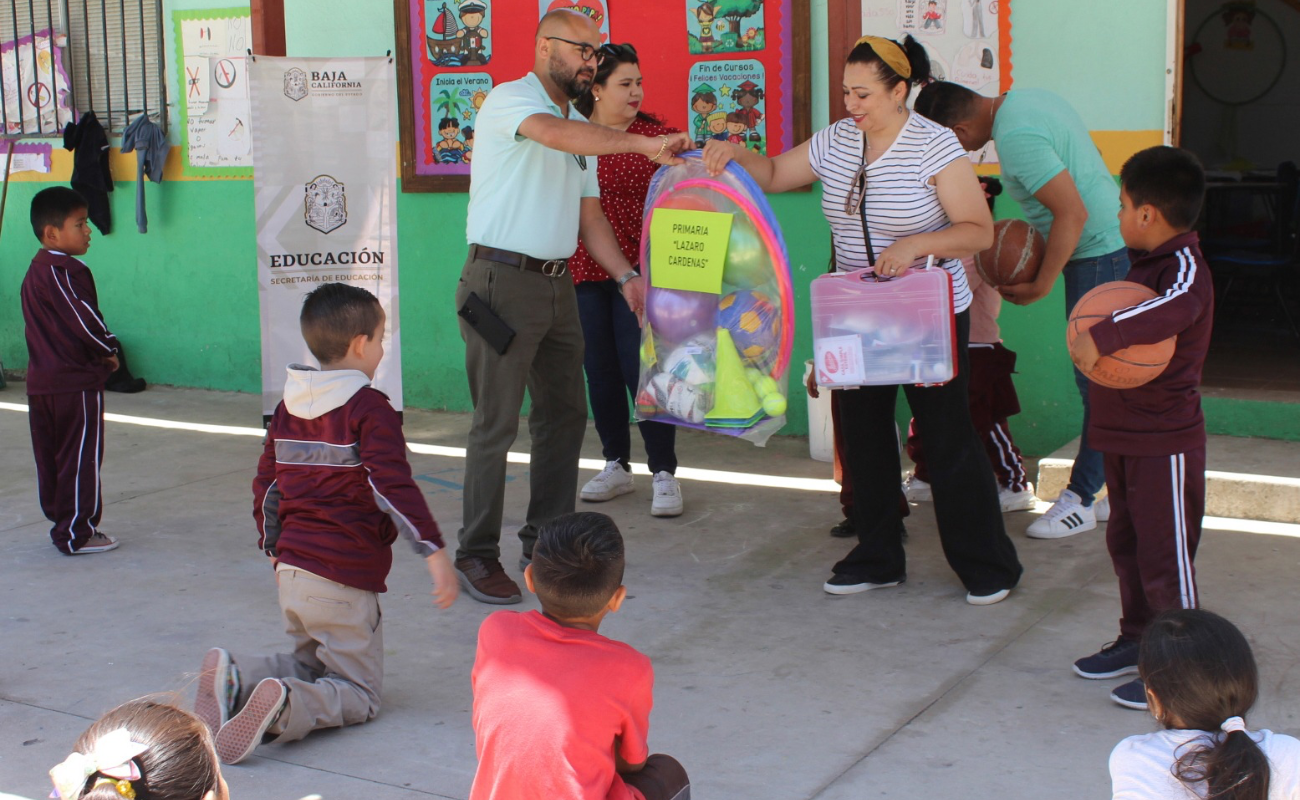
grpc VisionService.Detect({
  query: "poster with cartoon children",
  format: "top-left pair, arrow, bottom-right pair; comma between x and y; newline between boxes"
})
430,72 -> 491,172
538,0 -> 610,43
687,0 -> 766,54
687,60 -> 766,153
426,0 -> 491,67
898,0 -> 946,35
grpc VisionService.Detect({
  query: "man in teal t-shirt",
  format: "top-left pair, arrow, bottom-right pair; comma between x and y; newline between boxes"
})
916,82 -> 1129,539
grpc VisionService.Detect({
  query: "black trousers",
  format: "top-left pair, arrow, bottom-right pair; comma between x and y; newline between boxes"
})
833,311 -> 1023,595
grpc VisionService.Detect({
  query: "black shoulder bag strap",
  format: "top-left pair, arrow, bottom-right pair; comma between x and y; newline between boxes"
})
857,135 -> 877,268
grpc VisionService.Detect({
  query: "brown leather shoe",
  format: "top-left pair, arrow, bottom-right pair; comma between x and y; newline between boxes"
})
455,557 -> 522,605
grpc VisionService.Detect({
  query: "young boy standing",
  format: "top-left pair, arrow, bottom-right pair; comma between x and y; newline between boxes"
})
21,187 -> 120,555
195,283 -> 458,763
1067,146 -> 1212,711
471,512 -> 689,800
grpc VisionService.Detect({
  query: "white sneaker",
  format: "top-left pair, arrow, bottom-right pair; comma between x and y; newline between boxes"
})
1095,495 -> 1111,522
651,472 -> 684,517
1026,489 -> 1097,539
581,460 -> 634,502
999,485 -> 1037,513
903,474 -> 932,503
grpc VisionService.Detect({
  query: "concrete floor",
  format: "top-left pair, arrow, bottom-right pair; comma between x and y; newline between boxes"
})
2,386 -> 1300,800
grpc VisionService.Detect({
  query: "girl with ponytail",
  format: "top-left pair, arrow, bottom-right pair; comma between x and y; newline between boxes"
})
1111,609 -> 1300,799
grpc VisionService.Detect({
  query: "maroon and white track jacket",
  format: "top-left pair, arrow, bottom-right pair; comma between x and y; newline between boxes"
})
1087,232 -> 1214,457
253,366 -> 445,593
21,249 -> 118,395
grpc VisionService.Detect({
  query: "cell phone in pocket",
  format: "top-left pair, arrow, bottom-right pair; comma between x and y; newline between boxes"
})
458,292 -> 515,355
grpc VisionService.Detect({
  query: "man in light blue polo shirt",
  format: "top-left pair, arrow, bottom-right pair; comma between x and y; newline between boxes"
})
453,9 -> 691,604
915,82 -> 1129,540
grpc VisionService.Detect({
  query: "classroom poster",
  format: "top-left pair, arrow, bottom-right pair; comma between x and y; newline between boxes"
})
686,0 -> 766,54
861,0 -> 1009,163
539,0 -> 611,43
430,72 -> 491,167
426,0 -> 492,67
687,60 -> 766,152
251,56 -> 403,415
174,9 -> 253,176
1,29 -> 74,136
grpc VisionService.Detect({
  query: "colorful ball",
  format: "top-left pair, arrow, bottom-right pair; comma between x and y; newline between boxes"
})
717,289 -> 779,369
648,372 -> 708,424
722,217 -> 772,290
661,336 -> 716,395
644,288 -> 717,347
762,393 -> 787,416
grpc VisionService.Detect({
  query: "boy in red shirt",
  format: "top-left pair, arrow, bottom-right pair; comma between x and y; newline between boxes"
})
470,512 -> 689,800
21,187 -> 120,555
1067,146 -> 1212,711
194,283 -> 458,763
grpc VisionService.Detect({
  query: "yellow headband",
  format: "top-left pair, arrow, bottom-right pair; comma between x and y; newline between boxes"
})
853,35 -> 911,79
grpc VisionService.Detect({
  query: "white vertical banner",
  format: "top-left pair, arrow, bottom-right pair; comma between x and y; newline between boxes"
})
250,56 -> 402,416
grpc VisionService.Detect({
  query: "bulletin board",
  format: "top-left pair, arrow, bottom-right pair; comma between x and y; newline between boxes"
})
173,8 -> 254,177
856,0 -> 1012,162
395,0 -> 811,192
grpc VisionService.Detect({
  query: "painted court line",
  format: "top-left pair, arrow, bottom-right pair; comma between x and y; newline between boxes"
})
3,401 -> 1298,537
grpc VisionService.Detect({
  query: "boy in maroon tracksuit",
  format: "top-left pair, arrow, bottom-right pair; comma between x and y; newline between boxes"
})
21,187 -> 120,555
194,283 -> 458,765
1066,147 -> 1212,711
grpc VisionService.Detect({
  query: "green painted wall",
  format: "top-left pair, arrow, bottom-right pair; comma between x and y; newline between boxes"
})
2,0 -> 1295,458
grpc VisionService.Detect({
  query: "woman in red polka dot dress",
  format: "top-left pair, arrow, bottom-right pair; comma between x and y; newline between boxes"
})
570,43 -> 684,518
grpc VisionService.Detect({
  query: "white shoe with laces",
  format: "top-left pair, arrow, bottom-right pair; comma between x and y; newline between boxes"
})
1026,489 -> 1097,539
651,472 -> 683,517
999,485 -> 1037,513
1094,495 -> 1111,522
903,474 -> 932,503
581,460 -> 634,502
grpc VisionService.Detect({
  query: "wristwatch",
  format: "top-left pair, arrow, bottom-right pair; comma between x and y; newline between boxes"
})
616,271 -> 640,288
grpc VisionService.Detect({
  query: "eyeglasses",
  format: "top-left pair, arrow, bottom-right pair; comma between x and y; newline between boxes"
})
546,36 -> 599,62
844,160 -> 867,216
597,43 -> 636,64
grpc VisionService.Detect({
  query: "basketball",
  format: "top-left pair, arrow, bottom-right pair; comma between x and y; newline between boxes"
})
1067,281 -> 1176,389
975,219 -> 1046,287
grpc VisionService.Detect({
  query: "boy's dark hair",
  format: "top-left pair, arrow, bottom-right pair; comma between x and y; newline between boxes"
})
1141,609 -> 1269,800
438,117 -> 460,131
691,90 -> 717,108
726,111 -> 746,124
299,282 -> 383,365
531,511 -> 625,618
30,186 -> 88,242
913,80 -> 980,127
1120,146 -> 1206,231
71,700 -> 221,800
848,34 -> 931,97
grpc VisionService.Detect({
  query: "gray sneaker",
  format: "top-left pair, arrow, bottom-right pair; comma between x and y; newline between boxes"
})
581,461 -> 635,502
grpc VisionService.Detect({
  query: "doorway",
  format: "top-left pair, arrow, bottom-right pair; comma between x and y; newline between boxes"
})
1175,0 -> 1300,402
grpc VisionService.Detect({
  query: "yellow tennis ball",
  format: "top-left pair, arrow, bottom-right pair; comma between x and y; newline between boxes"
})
762,393 -> 787,416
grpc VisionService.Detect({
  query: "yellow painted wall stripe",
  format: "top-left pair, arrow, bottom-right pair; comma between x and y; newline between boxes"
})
10,130 -> 1164,184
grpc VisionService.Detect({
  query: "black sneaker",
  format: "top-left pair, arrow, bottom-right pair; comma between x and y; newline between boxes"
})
829,518 -> 855,538
1073,637 -> 1140,679
823,573 -> 904,595
1110,677 -> 1148,710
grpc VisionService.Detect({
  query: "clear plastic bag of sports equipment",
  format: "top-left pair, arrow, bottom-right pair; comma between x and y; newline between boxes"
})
634,153 -> 795,446
810,262 -> 956,388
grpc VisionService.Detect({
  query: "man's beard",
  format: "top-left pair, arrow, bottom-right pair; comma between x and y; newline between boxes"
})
549,55 -> 594,100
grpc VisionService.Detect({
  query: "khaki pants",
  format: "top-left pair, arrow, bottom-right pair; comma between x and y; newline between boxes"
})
233,566 -> 383,742
455,253 -> 588,561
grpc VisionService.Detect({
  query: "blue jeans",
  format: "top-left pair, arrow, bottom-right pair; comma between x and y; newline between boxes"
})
575,280 -> 677,475
1062,246 -> 1130,504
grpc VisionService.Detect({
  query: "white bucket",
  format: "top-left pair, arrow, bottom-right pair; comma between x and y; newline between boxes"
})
805,359 -> 834,462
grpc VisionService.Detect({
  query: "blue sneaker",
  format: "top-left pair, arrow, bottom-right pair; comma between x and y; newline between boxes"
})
1073,637 -> 1140,679
1110,678 -> 1149,710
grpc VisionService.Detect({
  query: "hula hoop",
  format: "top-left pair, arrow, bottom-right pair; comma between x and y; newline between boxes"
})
668,177 -> 795,380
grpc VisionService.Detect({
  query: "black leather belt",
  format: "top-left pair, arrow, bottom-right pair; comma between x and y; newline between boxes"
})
469,244 -> 569,277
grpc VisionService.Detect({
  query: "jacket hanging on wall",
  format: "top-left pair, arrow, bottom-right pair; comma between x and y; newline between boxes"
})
121,115 -> 168,233
62,112 -> 113,235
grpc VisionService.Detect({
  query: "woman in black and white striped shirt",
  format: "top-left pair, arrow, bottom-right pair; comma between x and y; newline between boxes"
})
702,34 -> 1023,605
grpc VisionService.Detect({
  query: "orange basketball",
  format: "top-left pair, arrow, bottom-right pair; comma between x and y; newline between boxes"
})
1067,281 -> 1176,389
974,219 -> 1046,286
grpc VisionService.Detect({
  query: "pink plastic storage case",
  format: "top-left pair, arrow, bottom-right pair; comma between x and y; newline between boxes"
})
810,267 -> 957,388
